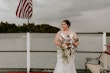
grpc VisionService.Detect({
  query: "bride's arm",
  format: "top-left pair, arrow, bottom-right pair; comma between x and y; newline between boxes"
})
54,31 -> 62,47
73,32 -> 79,47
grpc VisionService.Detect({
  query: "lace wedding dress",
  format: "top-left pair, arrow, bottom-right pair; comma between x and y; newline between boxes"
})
53,31 -> 77,73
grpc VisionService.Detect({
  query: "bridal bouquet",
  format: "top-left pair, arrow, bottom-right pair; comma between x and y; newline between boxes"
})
61,35 -> 75,49
60,33 -> 77,64
60,33 -> 76,49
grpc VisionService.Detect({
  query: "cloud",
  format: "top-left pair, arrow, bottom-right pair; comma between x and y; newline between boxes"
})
32,0 -> 110,24
0,0 -> 110,32
71,6 -> 110,32
0,0 -> 9,11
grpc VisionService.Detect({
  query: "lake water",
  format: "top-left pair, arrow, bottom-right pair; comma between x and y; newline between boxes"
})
0,33 -> 109,69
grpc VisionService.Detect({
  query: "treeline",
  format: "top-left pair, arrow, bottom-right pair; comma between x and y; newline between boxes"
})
0,21 -> 60,33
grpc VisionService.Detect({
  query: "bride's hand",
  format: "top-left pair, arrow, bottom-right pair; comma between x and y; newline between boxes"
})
73,42 -> 79,47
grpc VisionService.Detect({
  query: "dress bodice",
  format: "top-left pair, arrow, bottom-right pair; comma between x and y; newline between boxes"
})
59,31 -> 74,42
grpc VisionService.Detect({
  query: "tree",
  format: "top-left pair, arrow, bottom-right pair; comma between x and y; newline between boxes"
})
0,21 -> 60,33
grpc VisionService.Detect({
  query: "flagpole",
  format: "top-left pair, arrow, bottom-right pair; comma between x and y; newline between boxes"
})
27,32 -> 30,73
27,0 -> 30,73
16,0 -> 32,72
28,13 -> 30,32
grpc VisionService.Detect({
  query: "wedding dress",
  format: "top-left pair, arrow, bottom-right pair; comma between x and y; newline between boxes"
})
53,31 -> 77,73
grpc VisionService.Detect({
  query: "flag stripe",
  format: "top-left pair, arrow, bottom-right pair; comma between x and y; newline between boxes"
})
22,0 -> 27,17
23,2 -> 29,18
16,0 -> 21,17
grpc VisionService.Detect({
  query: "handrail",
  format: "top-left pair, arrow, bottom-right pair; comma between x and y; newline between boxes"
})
0,50 -> 103,53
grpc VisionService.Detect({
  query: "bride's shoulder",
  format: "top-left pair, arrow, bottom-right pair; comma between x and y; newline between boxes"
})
70,30 -> 78,39
70,30 -> 76,34
56,30 -> 62,36
57,30 -> 63,34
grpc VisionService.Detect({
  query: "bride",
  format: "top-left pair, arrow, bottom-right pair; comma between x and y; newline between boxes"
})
53,20 -> 79,73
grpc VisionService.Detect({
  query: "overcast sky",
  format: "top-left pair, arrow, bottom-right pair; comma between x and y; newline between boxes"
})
0,0 -> 110,32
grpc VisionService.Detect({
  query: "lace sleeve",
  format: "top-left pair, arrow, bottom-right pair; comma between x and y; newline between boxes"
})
73,31 -> 79,42
55,31 -> 61,41
54,31 -> 62,46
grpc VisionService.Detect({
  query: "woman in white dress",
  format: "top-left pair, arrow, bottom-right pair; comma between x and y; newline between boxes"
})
53,20 -> 79,73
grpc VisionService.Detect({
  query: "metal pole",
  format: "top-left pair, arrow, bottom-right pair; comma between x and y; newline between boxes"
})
102,32 -> 107,69
27,32 -> 30,73
28,13 -> 29,32
27,0 -> 30,73
103,32 -> 107,51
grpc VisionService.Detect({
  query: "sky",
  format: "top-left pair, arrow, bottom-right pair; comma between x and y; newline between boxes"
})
0,0 -> 110,32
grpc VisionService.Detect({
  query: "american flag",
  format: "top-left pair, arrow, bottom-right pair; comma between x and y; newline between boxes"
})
16,0 -> 33,18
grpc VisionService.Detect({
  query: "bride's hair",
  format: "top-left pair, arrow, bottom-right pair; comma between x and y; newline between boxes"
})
62,20 -> 71,27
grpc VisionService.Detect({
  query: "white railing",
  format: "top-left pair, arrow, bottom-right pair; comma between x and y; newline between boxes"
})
102,32 -> 107,69
26,32 -> 107,72
27,32 -> 30,73
0,32 -> 108,72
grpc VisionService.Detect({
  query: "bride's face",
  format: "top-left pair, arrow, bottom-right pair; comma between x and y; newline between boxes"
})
61,22 -> 69,30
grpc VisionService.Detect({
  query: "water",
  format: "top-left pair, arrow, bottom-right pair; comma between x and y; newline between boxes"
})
0,33 -> 109,69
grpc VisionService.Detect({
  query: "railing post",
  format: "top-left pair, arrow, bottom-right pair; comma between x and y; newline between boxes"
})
103,32 -> 107,51
27,32 -> 30,73
102,32 -> 107,69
